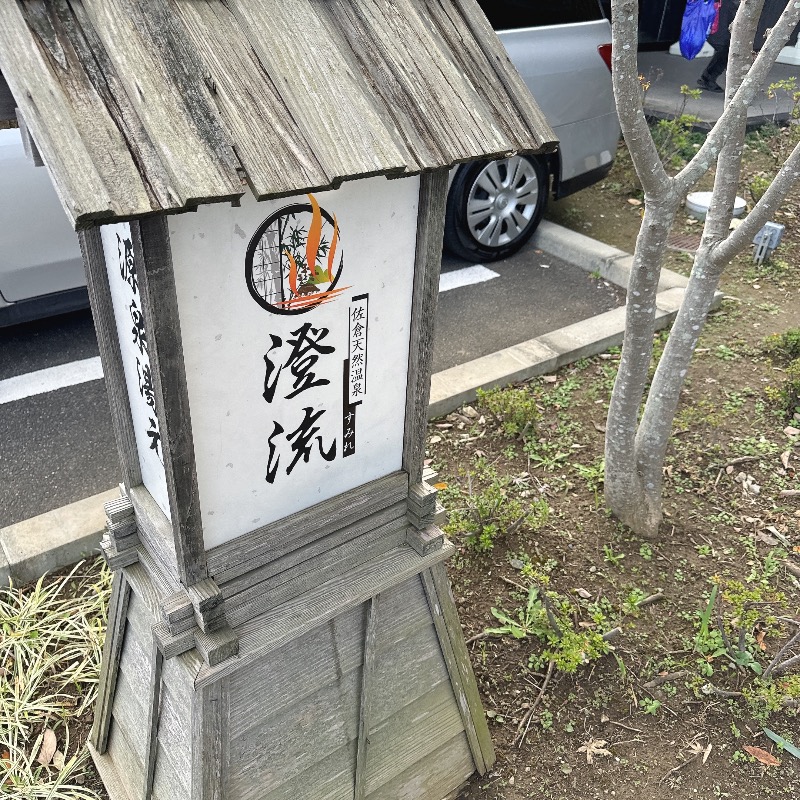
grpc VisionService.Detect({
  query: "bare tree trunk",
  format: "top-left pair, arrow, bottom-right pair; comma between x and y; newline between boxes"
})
605,0 -> 800,537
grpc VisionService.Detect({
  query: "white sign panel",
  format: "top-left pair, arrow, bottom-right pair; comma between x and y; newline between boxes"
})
168,176 -> 420,549
100,223 -> 171,520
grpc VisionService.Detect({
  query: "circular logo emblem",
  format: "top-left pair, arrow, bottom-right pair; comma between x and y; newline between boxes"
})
245,194 -> 344,315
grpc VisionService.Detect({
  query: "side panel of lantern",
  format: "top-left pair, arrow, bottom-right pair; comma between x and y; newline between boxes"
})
166,175 -> 420,549
100,223 -> 171,520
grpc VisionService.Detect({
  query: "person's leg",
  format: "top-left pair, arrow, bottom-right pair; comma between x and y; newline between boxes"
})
698,46 -> 729,91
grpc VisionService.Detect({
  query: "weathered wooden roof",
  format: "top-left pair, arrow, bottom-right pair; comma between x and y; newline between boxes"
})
0,0 -> 557,229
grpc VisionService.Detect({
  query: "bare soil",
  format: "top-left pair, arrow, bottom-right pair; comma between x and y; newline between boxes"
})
442,127 -> 800,799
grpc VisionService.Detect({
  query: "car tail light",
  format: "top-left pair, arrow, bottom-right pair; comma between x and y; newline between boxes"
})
598,43 -> 612,72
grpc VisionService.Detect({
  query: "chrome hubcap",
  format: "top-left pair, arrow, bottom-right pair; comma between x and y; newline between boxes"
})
466,156 -> 540,248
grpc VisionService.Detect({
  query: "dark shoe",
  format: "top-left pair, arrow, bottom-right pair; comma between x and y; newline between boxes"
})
697,76 -> 723,93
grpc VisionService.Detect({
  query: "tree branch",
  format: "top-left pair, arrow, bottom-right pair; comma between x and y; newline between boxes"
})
610,0 -> 670,196
714,138 -> 800,263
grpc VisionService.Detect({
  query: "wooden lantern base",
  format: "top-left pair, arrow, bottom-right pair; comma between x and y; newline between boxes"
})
89,505 -> 494,800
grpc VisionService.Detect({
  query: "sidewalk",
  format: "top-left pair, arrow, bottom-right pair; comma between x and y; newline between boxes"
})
0,221 -> 703,587
640,50 -> 800,127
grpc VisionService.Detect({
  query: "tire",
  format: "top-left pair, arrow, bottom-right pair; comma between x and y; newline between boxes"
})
443,155 -> 549,263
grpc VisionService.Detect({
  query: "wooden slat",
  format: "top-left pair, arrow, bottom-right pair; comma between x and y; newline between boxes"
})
89,741 -> 137,800
423,563 -> 495,773
354,594 -> 379,800
191,678 -> 229,800
366,732 -> 474,800
128,487 -> 181,585
81,0 -> 242,208
144,641 -> 164,799
321,0 -> 502,170
169,0 -> 329,199
207,471 -> 409,583
219,503 -> 407,606
364,681 -> 464,794
242,740 -> 357,800
225,521 -> 406,626
91,571 -> 132,753
424,0 -> 556,149
132,217 -> 208,586
373,572 -> 433,650
79,230 -> 141,492
228,668 -> 361,800
224,0 -> 411,183
195,541 -> 454,688
0,1 -> 151,225
106,722 -> 146,800
228,606 -> 367,739
402,170 -> 448,485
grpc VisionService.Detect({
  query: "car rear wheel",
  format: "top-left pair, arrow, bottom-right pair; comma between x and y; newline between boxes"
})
444,155 -> 548,263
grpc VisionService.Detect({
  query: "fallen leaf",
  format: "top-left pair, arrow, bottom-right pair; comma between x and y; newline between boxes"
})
743,745 -> 780,766
52,750 -> 65,770
1,749 -> 11,787
577,737 -> 612,764
784,426 -> 800,438
37,729 -> 57,766
781,451 -> 791,469
575,587 -> 592,599
627,198 -> 642,206
593,421 -> 607,433
462,405 -> 479,419
428,435 -> 442,445
542,375 -> 558,384
433,482 -> 448,491
755,531 -> 780,546
703,743 -> 713,764
755,627 -> 767,651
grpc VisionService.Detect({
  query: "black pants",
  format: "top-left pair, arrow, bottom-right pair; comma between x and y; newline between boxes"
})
702,46 -> 729,82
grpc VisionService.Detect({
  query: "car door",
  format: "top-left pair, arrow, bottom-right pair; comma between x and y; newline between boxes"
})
479,0 -> 620,186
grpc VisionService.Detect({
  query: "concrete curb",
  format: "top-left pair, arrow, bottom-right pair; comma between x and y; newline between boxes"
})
0,222 -> 707,586
0,488 -> 118,586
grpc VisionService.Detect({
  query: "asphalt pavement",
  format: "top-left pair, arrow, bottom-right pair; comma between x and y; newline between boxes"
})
0,312 -> 118,529
435,249 -> 624,373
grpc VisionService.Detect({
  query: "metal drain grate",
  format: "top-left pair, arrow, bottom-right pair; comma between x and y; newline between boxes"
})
666,232 -> 702,252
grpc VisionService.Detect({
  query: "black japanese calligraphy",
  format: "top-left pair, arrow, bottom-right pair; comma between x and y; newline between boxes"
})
136,358 -> 156,409
117,233 -> 138,293
263,322 -> 334,402
129,299 -> 148,356
146,417 -> 161,458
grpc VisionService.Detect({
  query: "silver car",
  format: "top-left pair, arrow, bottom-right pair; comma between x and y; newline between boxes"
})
0,108 -> 86,327
0,0 -> 619,323
444,0 -> 620,261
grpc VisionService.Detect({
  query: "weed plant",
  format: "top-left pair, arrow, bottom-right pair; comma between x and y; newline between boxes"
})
0,561 -> 110,798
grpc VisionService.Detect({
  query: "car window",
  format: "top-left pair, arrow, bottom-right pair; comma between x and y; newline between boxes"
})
477,0 -> 604,31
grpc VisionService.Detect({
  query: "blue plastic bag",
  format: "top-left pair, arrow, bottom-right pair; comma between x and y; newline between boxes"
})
680,0 -> 717,60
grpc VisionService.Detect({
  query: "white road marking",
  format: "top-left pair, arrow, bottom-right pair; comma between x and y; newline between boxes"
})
0,357 -> 104,405
439,264 -> 500,293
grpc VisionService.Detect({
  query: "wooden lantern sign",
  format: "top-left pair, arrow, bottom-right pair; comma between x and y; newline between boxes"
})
0,2 -> 555,799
